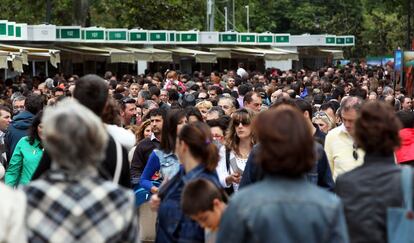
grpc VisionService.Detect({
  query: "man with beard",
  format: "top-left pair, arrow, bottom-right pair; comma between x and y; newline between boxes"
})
130,108 -> 166,187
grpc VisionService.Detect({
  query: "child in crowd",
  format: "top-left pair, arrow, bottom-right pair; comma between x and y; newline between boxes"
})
181,178 -> 227,243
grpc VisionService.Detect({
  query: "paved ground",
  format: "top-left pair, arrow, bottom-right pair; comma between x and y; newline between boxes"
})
139,203 -> 157,242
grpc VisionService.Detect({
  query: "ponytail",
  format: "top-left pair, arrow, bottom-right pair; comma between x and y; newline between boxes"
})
204,141 -> 219,171
178,122 -> 219,172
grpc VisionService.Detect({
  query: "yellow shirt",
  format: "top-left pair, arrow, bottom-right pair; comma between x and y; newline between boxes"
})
324,125 -> 365,180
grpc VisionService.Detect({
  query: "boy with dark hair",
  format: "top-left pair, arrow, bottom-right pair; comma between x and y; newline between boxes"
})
181,178 -> 227,243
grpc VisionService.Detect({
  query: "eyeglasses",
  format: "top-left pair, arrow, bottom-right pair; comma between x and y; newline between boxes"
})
13,105 -> 25,110
352,143 -> 359,161
212,134 -> 224,140
219,105 -> 231,110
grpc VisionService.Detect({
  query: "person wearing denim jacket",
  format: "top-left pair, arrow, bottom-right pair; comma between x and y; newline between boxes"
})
157,164 -> 220,243
140,149 -> 180,191
217,105 -> 348,243
154,122 -> 221,243
140,109 -> 187,194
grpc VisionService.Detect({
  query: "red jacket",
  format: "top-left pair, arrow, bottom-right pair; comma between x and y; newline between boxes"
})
395,128 -> 414,163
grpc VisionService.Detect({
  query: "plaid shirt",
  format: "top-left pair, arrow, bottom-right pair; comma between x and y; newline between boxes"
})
23,170 -> 139,243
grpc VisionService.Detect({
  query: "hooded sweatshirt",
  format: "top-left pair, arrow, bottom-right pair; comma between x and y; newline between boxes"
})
4,111 -> 34,163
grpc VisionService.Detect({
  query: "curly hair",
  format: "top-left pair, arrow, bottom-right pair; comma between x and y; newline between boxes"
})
354,101 -> 401,155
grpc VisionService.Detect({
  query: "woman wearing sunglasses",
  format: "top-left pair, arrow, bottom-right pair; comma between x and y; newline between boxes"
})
216,108 -> 256,193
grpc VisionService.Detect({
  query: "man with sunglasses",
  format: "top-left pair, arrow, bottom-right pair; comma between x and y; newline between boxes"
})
325,96 -> 365,180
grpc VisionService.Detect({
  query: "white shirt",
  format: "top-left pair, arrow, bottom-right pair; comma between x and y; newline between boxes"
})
0,183 -> 27,243
105,124 -> 136,151
237,67 -> 248,79
0,163 -> 4,180
216,146 -> 248,192
325,124 -> 365,180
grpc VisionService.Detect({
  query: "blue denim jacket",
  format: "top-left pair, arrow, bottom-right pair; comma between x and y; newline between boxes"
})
154,149 -> 180,180
217,175 -> 349,243
156,164 -> 221,243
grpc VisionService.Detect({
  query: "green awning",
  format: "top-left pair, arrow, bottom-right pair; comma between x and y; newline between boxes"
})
167,47 -> 217,63
210,47 -> 298,60
232,47 -> 298,61
58,45 -> 134,63
319,48 -> 344,59
0,51 -> 8,69
121,47 -> 152,61
0,43 -> 60,67
142,47 -> 173,62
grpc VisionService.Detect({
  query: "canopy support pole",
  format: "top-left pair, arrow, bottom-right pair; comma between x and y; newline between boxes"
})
32,60 -> 36,77
45,61 -> 49,77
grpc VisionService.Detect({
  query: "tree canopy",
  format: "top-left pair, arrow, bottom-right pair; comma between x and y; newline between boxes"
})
0,0 -> 412,58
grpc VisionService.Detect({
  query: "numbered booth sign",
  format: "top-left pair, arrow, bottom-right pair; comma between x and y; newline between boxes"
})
106,29 -> 128,43
57,26 -> 82,41
82,27 -> 106,42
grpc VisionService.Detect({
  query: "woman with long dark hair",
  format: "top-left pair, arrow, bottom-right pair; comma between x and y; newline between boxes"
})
5,111 -> 43,187
140,109 -> 187,194
151,122 -> 221,243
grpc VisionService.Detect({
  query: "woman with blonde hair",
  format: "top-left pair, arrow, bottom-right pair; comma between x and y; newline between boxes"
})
312,111 -> 336,134
195,100 -> 213,121
216,108 -> 256,193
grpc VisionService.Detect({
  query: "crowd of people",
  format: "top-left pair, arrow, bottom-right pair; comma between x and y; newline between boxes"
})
0,61 -> 413,243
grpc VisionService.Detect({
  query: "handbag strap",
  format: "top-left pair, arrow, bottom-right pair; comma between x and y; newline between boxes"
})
401,166 -> 413,211
225,148 -> 231,172
113,139 -> 122,184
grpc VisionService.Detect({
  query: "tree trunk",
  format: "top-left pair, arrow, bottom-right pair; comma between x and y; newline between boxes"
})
72,0 -> 90,27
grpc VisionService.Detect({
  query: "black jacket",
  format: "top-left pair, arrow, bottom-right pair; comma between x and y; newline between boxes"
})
32,135 -> 131,188
130,137 -> 160,185
335,154 -> 407,243
239,142 -> 334,191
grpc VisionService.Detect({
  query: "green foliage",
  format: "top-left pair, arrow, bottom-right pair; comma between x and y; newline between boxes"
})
0,0 -> 411,57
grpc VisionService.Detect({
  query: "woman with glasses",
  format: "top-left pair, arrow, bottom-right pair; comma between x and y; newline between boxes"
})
216,108 -> 256,193
207,116 -> 230,147
313,111 -> 336,134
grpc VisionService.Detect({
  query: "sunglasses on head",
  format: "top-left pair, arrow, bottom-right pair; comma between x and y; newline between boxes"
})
121,97 -> 136,104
